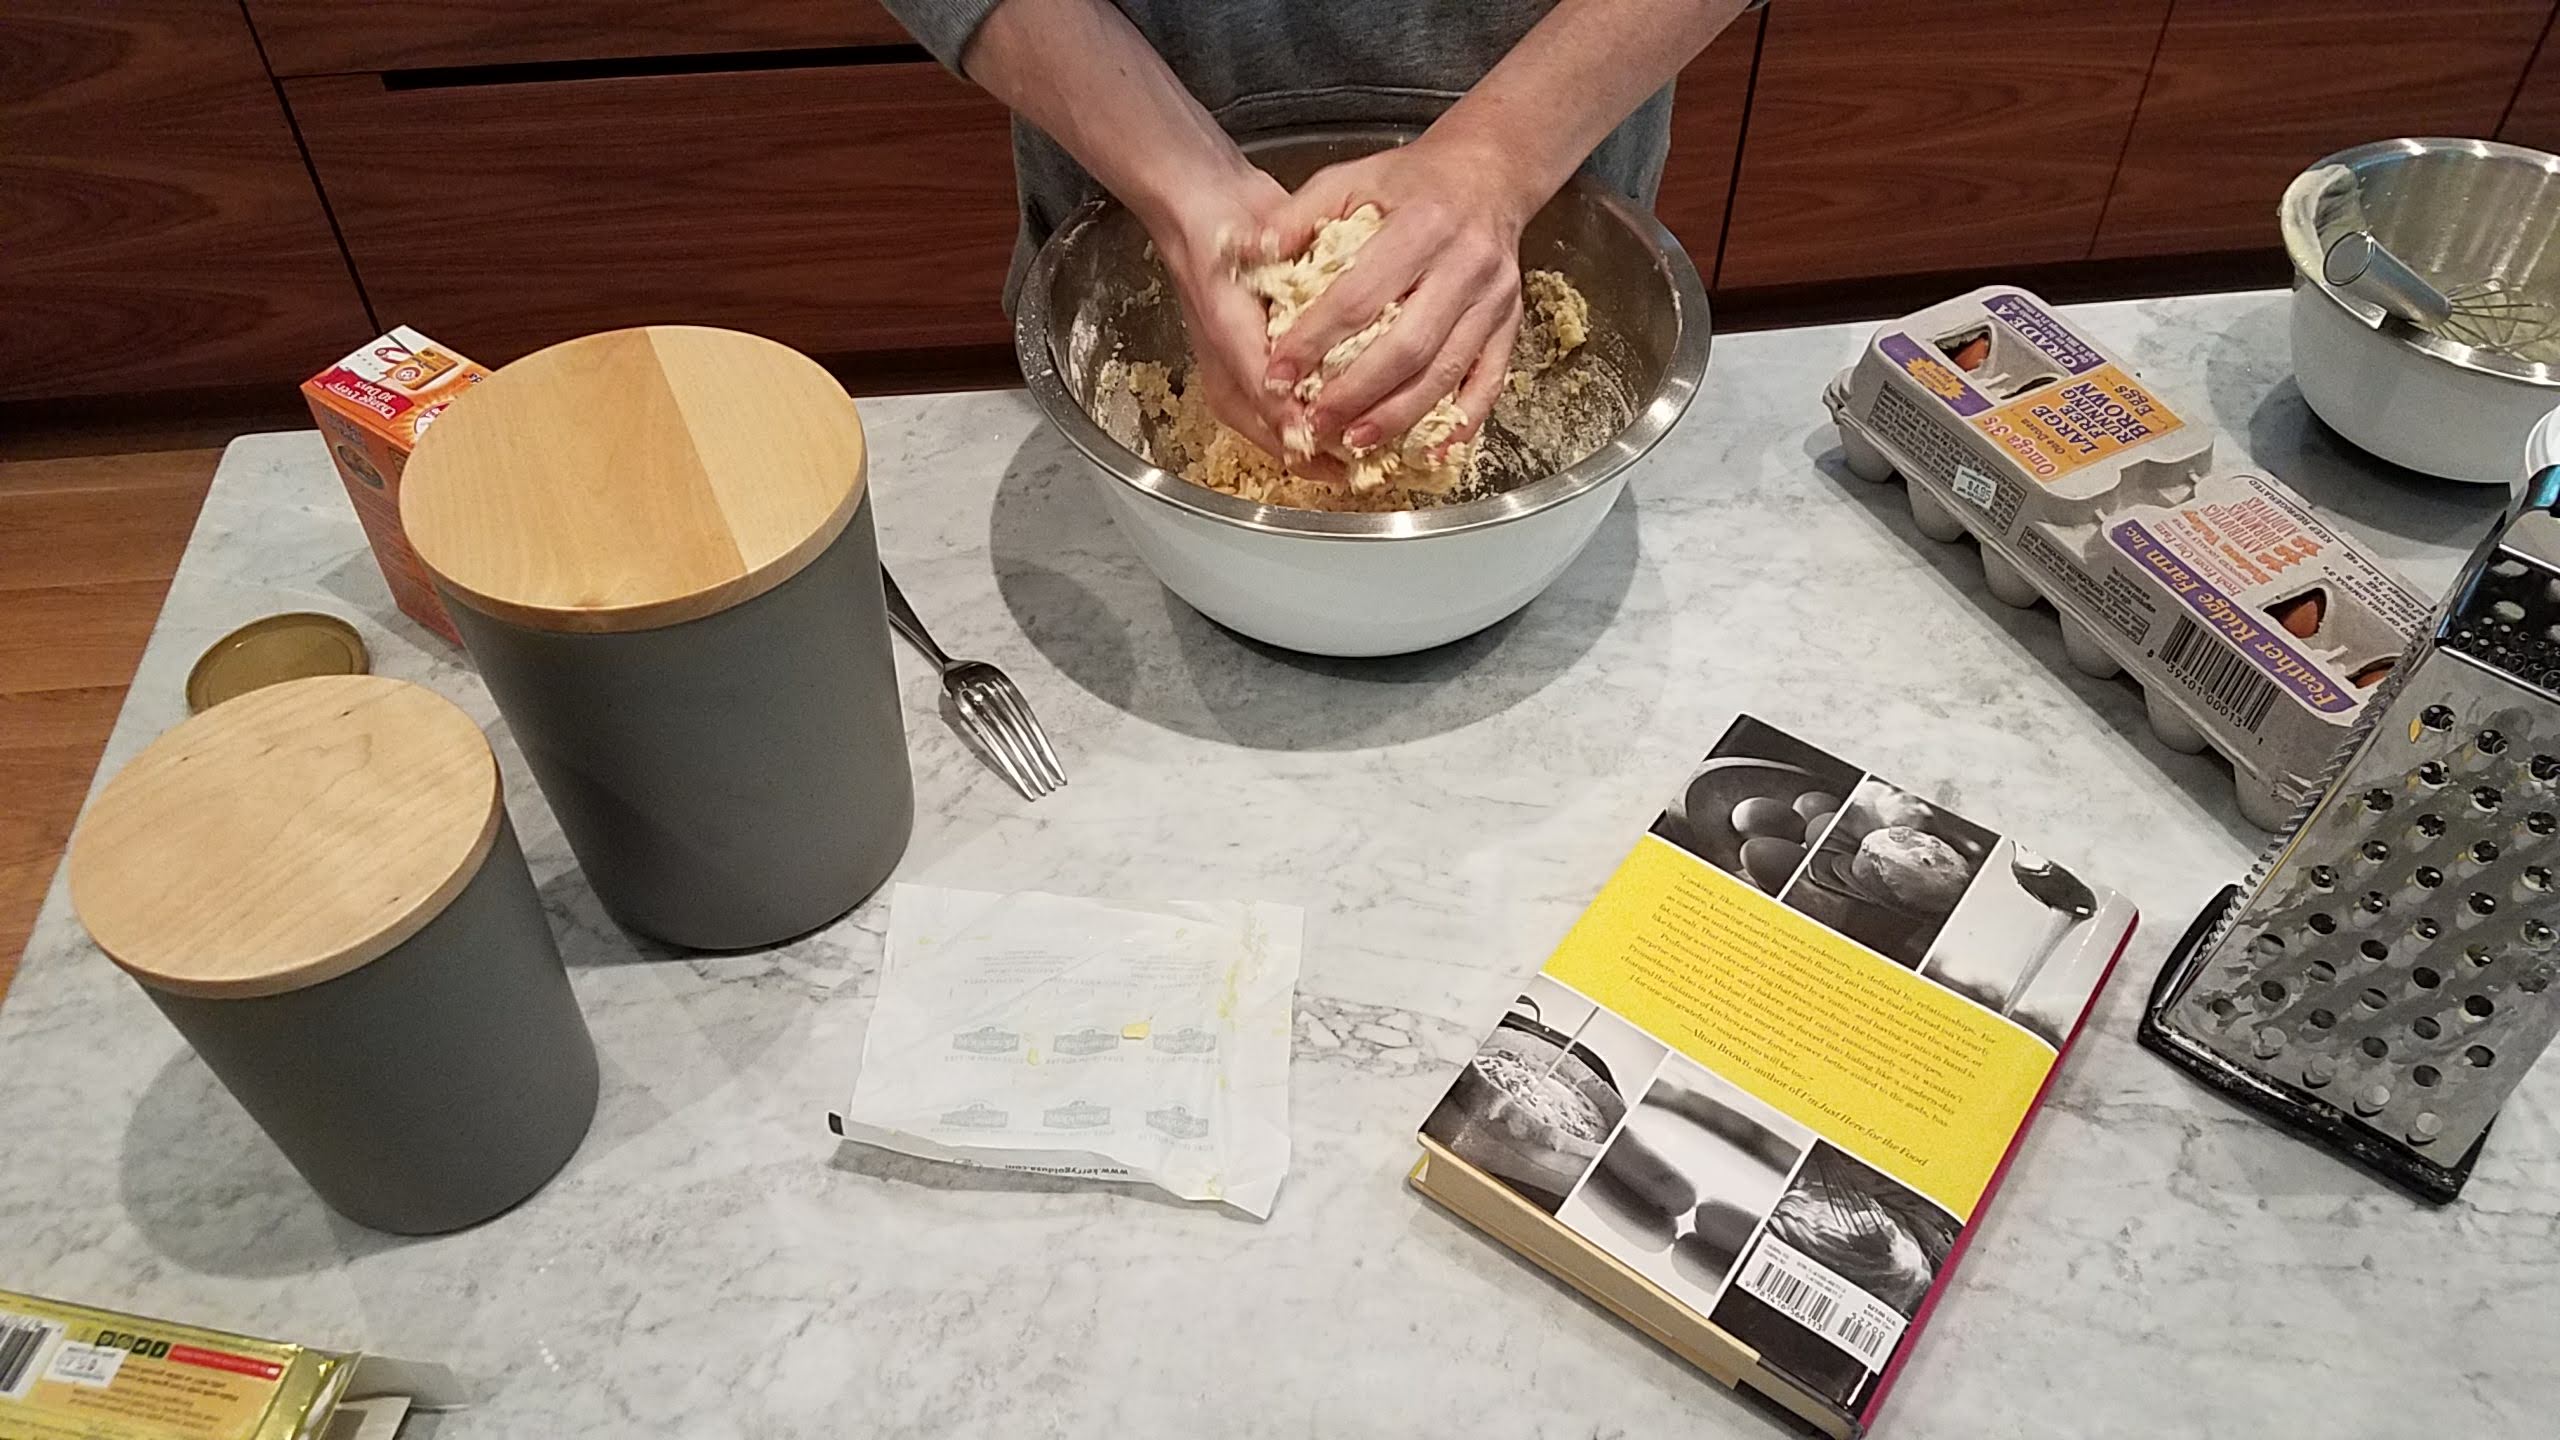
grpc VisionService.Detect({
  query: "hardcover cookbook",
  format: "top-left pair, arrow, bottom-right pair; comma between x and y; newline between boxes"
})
1412,716 -> 2138,1436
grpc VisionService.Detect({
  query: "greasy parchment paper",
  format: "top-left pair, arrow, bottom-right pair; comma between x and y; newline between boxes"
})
836,885 -> 1302,1218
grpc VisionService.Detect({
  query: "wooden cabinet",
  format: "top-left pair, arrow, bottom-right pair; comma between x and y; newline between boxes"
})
1653,14 -> 1762,283
0,2 -> 372,402
1717,0 -> 2170,289
284,61 -> 1018,367
2095,0 -> 2554,259
243,0 -> 912,77
2501,18 -> 2560,154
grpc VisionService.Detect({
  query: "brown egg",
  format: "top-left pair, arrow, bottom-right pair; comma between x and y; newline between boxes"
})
2267,588 -> 2327,639
1792,790 -> 1844,824
1740,837 -> 1808,893
1805,809 -> 1841,840
1731,797 -> 1804,843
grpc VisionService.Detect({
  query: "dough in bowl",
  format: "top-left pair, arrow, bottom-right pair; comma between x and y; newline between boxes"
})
1850,825 -> 1972,913
1095,245 -> 1622,513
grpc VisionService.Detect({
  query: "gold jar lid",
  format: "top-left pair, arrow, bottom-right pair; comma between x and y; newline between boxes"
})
400,326 -> 870,635
70,675 -> 502,1000
185,612 -> 369,713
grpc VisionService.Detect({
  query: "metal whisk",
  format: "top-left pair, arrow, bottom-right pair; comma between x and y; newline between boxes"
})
2430,276 -> 2560,354
2323,219 -> 2560,356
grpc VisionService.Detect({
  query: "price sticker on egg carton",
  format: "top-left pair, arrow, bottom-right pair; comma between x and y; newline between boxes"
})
1823,285 -> 2432,829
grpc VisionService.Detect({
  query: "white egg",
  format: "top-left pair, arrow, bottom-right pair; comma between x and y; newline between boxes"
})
1731,797 -> 1804,843
1739,837 -> 1807,892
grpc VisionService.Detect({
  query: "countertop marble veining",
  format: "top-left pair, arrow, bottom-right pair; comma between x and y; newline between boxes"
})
3,291 -> 2553,1439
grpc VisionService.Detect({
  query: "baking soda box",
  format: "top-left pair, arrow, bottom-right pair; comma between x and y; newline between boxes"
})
301,327 -> 489,644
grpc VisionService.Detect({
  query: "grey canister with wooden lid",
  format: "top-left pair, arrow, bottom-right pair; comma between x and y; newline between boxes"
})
68,674 -> 598,1235
401,324 -> 915,949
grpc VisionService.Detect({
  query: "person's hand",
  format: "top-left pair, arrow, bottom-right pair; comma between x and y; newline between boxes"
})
1131,162 -> 1300,461
1250,134 -> 1533,461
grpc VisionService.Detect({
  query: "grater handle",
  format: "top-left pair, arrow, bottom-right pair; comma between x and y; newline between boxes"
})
2532,465 -> 2560,514
2523,403 -> 2560,508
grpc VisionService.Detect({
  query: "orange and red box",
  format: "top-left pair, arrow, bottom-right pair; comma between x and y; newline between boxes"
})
301,327 -> 490,645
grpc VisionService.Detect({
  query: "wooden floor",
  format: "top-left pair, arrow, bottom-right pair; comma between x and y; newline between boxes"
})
0,446 -> 220,1005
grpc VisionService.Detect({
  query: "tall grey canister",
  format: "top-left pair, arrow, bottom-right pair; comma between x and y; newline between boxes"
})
68,674 -> 598,1235
400,325 -> 916,949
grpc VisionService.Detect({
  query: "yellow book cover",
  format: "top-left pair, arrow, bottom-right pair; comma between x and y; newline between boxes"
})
1414,716 -> 2138,1435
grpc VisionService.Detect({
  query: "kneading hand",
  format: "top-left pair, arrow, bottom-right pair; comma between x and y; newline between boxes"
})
1248,135 -> 1529,467
1141,165 -> 1303,461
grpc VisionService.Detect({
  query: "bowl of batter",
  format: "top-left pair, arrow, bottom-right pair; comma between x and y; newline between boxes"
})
1017,128 -> 1712,657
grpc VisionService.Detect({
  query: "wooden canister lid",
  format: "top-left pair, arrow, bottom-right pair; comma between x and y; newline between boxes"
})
400,325 -> 869,634
68,675 -> 503,1000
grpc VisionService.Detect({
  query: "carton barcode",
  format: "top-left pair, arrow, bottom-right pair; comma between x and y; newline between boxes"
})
0,1312 -> 62,1399
2159,616 -> 2280,733
1747,1254 -> 1838,1333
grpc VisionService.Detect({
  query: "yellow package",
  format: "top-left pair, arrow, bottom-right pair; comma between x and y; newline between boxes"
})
0,1291 -> 455,1440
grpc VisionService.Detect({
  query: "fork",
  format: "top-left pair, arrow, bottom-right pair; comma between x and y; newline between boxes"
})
880,567 -> 1067,799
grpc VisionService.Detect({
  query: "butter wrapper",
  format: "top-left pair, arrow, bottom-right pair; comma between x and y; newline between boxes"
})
834,884 -> 1302,1218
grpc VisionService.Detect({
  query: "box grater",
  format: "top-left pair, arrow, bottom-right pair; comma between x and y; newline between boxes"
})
2142,469 -> 2560,1202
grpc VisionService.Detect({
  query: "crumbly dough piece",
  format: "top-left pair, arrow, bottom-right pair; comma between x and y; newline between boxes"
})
1513,270 -> 1591,380
1239,204 -> 1474,496
1244,206 -> 1380,341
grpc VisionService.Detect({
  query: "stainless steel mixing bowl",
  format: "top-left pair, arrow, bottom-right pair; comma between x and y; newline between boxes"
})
2280,138 -> 2560,486
1016,128 -> 1711,656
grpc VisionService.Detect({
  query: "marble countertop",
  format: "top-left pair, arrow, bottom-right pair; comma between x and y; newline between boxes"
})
5,290 -> 2554,1439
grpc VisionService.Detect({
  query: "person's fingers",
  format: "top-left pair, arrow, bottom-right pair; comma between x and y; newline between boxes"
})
1174,264 -> 1291,447
1447,298 -> 1523,443
1287,450 -> 1351,487
1327,287 -> 1495,452
1198,363 -> 1289,458
1192,322 -> 1350,485
1189,315 -> 1289,456
1261,213 -> 1436,394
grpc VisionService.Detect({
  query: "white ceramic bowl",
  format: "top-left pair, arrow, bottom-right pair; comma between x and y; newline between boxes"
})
1015,129 -> 1711,658
2281,138 -> 2560,487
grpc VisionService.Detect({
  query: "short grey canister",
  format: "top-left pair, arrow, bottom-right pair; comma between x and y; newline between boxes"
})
400,325 -> 916,949
68,674 -> 598,1235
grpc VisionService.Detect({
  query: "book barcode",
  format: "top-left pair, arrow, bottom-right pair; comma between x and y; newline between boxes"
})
1736,1235 -> 1907,1374
1746,1253 -> 1839,1333
0,1311 -> 63,1399
2158,615 -> 2279,733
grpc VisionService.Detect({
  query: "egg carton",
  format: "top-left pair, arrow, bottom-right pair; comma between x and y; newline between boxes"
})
1825,286 -> 2432,829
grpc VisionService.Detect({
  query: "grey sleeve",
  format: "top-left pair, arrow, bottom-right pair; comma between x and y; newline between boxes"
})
876,0 -> 1012,74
